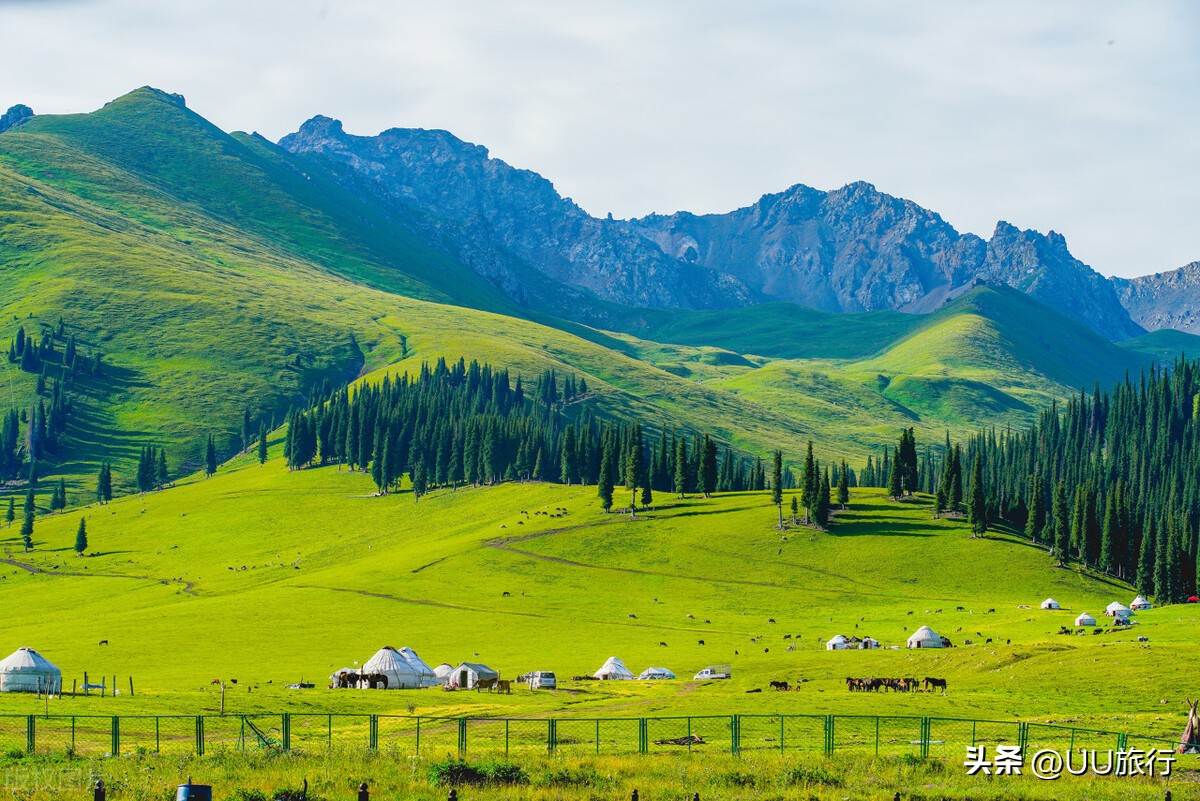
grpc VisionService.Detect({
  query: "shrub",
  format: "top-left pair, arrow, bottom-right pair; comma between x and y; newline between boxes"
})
429,758 -> 529,787
782,765 -> 842,787
541,766 -> 606,788
230,791 -> 269,801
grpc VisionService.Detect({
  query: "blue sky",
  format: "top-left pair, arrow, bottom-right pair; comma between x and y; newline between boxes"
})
2,0 -> 1197,278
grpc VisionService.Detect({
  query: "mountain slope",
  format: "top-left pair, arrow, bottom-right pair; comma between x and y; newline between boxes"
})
1113,261 -> 1200,334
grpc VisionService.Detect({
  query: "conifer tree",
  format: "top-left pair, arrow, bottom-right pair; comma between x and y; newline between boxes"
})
837,460 -> 849,509
674,438 -> 688,499
814,469 -> 832,528
156,449 -> 169,489
949,445 -> 963,512
1052,481 -> 1070,566
1153,519 -> 1170,601
74,518 -> 87,554
800,441 -> 816,523
790,495 -> 799,524
887,457 -> 903,501
701,435 -> 718,498
1025,478 -> 1045,542
257,423 -> 268,464
205,435 -> 217,477
967,453 -> 987,537
1136,519 -> 1155,596
1100,492 -> 1118,574
20,488 -> 34,551
771,450 -> 783,529
625,424 -> 644,515
598,434 -> 615,513
4,496 -> 12,527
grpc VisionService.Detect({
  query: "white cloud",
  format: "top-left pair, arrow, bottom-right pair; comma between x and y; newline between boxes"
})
1,0 -> 1197,277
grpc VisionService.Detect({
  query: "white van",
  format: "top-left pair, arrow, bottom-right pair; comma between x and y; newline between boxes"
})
526,671 -> 557,690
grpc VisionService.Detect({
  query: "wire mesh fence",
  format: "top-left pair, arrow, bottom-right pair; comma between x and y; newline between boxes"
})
0,713 -> 1173,760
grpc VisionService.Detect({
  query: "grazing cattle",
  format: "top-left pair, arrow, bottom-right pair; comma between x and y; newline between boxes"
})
704,619 -> 711,624
786,644 -> 796,652
769,680 -> 790,691
628,614 -> 637,619
964,640 -> 972,645
768,618 -> 776,624
502,591 -> 511,597
1138,636 -> 1149,643
934,609 -> 942,613
229,679 -> 238,685
1006,639 -> 1011,645
783,634 -> 792,639
686,614 -> 695,619
99,640 -> 109,646
210,679 -> 221,685
924,677 -> 948,692
763,647 -> 769,653
985,639 -> 993,644
906,611 -> 913,615
698,640 -> 705,645
658,642 -> 668,647
986,608 -> 995,614
956,606 -> 965,612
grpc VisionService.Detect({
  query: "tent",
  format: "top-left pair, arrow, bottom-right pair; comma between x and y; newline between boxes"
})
398,647 -> 439,687
1130,595 -> 1152,611
448,662 -> 499,689
1040,598 -> 1061,610
0,647 -> 61,693
362,646 -> 422,689
859,637 -> 881,649
825,635 -> 849,651
638,667 -> 676,680
906,626 -> 943,649
1189,596 -> 1200,604
433,663 -> 455,685
593,656 -> 635,680
1074,612 -> 1097,627
1105,602 -> 1132,618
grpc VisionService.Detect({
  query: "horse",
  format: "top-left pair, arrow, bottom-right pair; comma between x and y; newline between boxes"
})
769,680 -> 790,691
924,677 -> 947,692
475,677 -> 499,692
495,680 -> 511,694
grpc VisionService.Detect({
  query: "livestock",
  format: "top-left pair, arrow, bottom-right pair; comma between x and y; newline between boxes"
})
98,640 -> 109,646
924,677 -> 948,692
769,680 -> 790,691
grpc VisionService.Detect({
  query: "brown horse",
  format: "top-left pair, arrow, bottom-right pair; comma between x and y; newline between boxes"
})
494,680 -> 511,694
475,677 -> 499,692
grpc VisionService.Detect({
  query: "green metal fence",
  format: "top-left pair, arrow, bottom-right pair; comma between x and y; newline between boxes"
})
0,713 -> 1174,759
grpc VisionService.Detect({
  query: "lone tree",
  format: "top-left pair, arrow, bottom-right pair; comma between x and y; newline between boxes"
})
625,424 -> 644,516
257,422 -> 268,464
5,496 -> 12,528
74,518 -> 87,555
205,435 -> 218,477
20,488 -> 34,551
771,450 -> 784,529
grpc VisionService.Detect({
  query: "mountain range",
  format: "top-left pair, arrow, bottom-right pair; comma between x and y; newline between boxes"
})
0,86 -> 1197,492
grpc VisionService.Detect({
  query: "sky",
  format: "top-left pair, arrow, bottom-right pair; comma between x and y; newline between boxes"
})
2,0 -> 1197,278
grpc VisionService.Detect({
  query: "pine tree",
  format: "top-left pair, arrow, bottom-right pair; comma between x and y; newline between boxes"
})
1052,481 -> 1071,567
640,481 -> 652,510
205,435 -> 217,477
257,423 -> 268,464
20,488 -> 34,551
625,424 -> 644,515
674,438 -> 688,499
74,518 -> 88,554
800,441 -> 816,523
771,450 -> 784,528
837,460 -> 849,509
949,445 -> 963,512
967,453 -> 987,537
1025,477 -> 1044,541
1136,519 -> 1155,596
242,408 -> 253,453
1154,519 -> 1170,601
701,435 -> 718,498
887,457 -> 903,501
1100,492 -> 1118,574
54,477 -> 66,511
814,469 -> 832,528
5,497 -> 12,528
598,435 -> 615,513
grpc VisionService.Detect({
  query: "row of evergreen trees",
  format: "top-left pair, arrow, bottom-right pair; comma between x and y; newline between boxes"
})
0,378 -> 76,481
7,321 -> 103,378
953,358 -> 1200,603
283,358 -> 809,503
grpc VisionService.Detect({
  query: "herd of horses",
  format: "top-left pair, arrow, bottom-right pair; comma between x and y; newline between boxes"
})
331,672 -> 390,689
846,676 -> 947,693
465,677 -> 511,694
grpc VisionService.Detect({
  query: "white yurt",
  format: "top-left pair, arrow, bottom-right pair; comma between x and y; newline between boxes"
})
860,637 -> 881,650
1130,595 -> 1152,611
1040,598 -> 1061,610
0,647 -> 61,693
362,646 -> 422,689
906,626 -> 943,649
1105,602 -> 1132,618
593,656 -> 635,680
638,667 -> 676,680
398,647 -> 438,687
433,663 -> 455,685
825,635 -> 849,651
1074,612 -> 1097,627
448,662 -> 499,689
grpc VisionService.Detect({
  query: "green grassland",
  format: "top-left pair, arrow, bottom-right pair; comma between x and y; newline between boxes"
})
0,441 -> 1193,742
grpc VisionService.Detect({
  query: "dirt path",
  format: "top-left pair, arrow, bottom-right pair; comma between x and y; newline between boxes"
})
0,555 -> 198,595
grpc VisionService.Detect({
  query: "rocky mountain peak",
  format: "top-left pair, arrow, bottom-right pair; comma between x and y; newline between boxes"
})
0,104 -> 33,134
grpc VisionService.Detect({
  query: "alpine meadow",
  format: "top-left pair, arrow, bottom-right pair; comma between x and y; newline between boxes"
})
0,77 -> 1199,801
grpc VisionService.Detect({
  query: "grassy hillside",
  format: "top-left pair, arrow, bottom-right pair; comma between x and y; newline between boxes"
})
0,445 -> 1192,740
0,88 -> 1177,508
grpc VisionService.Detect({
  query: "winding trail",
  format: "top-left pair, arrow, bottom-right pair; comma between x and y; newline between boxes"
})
0,555 -> 198,595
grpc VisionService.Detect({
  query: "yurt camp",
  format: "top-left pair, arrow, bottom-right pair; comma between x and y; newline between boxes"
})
362,646 -> 422,689
906,626 -> 943,649
433,663 -> 454,685
1106,602 -> 1133,618
1075,612 -> 1097,627
825,635 -> 849,651
1130,595 -> 1152,611
0,647 -> 61,693
1040,598 -> 1061,610
593,656 -> 635,680
448,662 -> 499,689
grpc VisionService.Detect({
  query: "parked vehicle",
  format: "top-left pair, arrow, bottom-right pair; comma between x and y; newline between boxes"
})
526,671 -> 557,689
693,664 -> 731,680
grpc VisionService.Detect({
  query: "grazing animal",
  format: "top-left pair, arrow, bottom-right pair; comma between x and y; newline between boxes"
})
658,641 -> 668,647
686,614 -> 695,619
768,618 -> 776,624
1006,639 -> 1011,645
475,677 -> 499,692
746,688 -> 762,693
1138,636 -> 1149,643
98,640 -> 109,646
229,679 -> 238,685
704,619 -> 711,624
698,640 -> 705,645
495,680 -> 512,694
906,611 -> 913,616
924,677 -> 948,692
956,606 -> 965,612
964,640 -> 972,645
502,591 -> 510,597
783,634 -> 792,639
210,679 -> 221,685
986,608 -> 995,614
786,643 -> 796,652
628,614 -> 637,619
769,680 -> 790,691
764,647 -> 769,653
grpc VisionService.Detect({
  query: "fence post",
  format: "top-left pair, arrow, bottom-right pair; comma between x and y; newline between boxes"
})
824,715 -> 834,756
93,779 -> 106,801
357,783 -> 369,801
282,713 -> 291,752
457,718 -> 467,756
415,717 -> 421,755
25,714 -> 34,754
638,718 -> 648,754
369,715 -> 379,750
546,719 -> 556,755
920,718 -> 930,760
196,716 -> 205,756
111,716 -> 119,756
